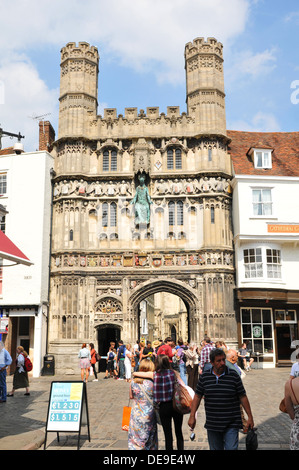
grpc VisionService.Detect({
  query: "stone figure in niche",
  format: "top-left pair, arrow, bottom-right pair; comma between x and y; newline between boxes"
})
130,173 -> 153,226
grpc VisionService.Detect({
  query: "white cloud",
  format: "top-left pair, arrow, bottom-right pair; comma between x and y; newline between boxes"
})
0,0 -> 255,150
229,111 -> 281,132
0,58 -> 59,151
226,48 -> 277,85
284,11 -> 299,23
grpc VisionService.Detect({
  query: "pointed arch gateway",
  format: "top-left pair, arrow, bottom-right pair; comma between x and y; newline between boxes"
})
128,278 -> 203,345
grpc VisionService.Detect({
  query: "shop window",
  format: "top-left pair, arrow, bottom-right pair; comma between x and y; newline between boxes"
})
241,308 -> 274,354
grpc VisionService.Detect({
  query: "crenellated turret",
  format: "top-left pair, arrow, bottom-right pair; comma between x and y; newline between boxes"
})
185,37 -> 226,136
58,42 -> 99,138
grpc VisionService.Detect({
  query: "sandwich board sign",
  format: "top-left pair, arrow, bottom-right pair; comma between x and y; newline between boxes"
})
44,381 -> 90,450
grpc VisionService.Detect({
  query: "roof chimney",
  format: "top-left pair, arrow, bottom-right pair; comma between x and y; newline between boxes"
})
39,121 -> 55,151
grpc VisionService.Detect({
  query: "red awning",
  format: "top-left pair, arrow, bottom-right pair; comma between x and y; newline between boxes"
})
0,230 -> 32,266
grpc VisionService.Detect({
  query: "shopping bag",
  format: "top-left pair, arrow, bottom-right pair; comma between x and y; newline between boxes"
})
121,405 -> 132,431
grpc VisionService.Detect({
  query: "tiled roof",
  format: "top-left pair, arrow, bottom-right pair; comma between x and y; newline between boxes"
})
227,130 -> 299,177
0,147 -> 14,156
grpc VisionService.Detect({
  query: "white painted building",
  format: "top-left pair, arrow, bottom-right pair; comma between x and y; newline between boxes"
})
229,130 -> 299,368
0,146 -> 54,377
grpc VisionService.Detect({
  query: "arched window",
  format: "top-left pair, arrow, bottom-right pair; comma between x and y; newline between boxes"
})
110,202 -> 117,227
167,147 -> 182,170
103,149 -> 117,171
102,202 -> 108,227
177,201 -> 184,225
102,202 -> 117,228
168,201 -> 184,226
169,201 -> 175,225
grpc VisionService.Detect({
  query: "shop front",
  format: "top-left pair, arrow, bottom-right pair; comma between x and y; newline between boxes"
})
236,289 -> 299,368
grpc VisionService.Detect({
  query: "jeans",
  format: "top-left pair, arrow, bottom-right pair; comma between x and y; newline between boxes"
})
0,369 -> 7,401
118,359 -> 125,379
179,362 -> 187,385
159,400 -> 184,450
207,427 -> 239,450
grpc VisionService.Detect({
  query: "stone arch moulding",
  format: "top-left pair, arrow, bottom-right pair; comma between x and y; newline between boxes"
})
128,277 -> 203,343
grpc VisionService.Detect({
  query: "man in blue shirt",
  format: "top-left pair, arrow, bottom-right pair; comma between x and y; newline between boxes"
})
0,341 -> 12,402
188,348 -> 254,450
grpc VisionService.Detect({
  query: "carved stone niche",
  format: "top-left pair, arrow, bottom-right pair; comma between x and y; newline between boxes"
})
132,138 -> 153,173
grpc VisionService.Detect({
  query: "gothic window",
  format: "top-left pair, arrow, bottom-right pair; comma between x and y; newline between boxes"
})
103,149 -> 117,171
102,202 -> 108,227
211,206 -> 215,224
168,201 -> 184,226
177,201 -> 184,225
167,147 -> 182,170
102,202 -> 117,228
110,202 -> 117,227
169,201 -> 175,225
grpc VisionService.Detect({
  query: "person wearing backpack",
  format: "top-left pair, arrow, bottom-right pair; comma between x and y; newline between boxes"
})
8,346 -> 30,397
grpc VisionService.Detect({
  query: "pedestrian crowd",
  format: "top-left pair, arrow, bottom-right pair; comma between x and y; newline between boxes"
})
1,337 -> 299,451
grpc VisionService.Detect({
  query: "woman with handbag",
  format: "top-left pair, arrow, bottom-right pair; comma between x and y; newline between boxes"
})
133,354 -> 184,450
128,359 -> 158,450
284,376 -> 299,450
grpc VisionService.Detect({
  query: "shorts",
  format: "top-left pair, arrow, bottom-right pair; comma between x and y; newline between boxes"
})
79,358 -> 90,369
106,360 -> 114,372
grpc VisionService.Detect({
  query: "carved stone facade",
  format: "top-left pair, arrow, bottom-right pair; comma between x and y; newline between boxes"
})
49,38 -> 237,374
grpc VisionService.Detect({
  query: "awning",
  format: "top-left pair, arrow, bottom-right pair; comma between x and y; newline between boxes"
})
0,230 -> 32,266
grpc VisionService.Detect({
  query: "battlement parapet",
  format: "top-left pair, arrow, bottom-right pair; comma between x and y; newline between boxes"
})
185,37 -> 223,60
100,106 -> 187,121
60,41 -> 99,64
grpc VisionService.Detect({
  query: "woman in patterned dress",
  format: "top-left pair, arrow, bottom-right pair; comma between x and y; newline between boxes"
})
128,359 -> 158,450
284,376 -> 299,450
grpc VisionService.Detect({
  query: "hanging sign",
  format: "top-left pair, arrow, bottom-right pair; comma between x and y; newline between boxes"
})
44,381 -> 90,450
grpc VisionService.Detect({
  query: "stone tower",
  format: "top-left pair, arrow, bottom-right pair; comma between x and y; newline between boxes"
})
185,37 -> 226,136
58,42 -> 99,138
49,37 -> 236,374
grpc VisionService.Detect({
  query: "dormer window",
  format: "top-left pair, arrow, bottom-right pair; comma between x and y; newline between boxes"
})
248,146 -> 273,169
255,150 -> 272,169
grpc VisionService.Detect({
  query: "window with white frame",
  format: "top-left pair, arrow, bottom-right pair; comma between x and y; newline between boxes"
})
243,246 -> 282,280
254,150 -> 272,169
244,248 -> 263,278
252,188 -> 272,216
0,174 -> 7,195
241,308 -> 274,354
266,249 -> 281,278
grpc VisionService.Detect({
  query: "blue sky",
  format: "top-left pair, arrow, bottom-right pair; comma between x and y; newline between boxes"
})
0,0 -> 298,151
